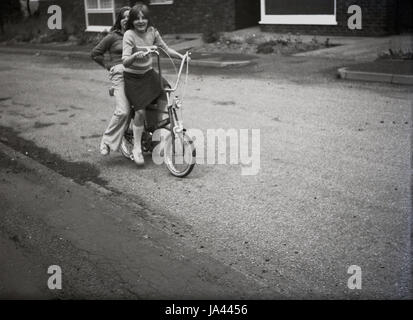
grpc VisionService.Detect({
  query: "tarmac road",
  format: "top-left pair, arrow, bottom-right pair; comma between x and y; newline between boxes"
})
0,52 -> 411,299
0,144 -> 269,299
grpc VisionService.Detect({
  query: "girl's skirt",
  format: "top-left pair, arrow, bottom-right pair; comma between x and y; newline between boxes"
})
123,69 -> 169,111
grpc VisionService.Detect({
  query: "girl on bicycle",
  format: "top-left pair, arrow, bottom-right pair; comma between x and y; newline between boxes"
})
122,3 -> 186,166
91,6 -> 131,156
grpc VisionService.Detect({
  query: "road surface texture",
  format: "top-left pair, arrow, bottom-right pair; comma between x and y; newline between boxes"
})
0,142 -> 270,299
0,52 -> 411,299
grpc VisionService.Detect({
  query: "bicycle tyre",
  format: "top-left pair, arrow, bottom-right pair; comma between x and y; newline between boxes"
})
164,131 -> 196,178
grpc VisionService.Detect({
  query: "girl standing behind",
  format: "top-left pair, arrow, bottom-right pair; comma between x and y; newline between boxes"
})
91,6 -> 131,156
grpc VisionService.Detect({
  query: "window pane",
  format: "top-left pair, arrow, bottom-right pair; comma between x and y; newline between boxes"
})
100,0 -> 113,9
86,0 -> 98,9
87,13 -> 114,26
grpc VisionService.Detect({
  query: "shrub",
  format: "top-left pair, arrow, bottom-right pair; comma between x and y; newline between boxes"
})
378,49 -> 413,60
221,34 -> 244,45
245,34 -> 260,45
202,30 -> 220,43
39,29 -> 69,43
76,33 -> 89,46
311,36 -> 319,44
15,31 -> 35,42
256,42 -> 275,54
294,34 -> 303,44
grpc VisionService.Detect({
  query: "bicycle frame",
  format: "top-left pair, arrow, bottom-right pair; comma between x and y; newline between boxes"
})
145,49 -> 190,135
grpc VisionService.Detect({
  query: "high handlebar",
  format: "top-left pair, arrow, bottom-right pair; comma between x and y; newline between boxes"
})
135,46 -> 191,92
136,46 -> 190,60
134,46 -> 159,57
166,51 -> 190,92
143,48 -> 159,57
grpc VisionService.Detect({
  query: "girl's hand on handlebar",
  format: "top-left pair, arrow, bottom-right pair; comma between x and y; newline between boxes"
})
179,54 -> 190,63
133,46 -> 158,59
135,45 -> 157,53
133,51 -> 146,59
134,50 -> 154,59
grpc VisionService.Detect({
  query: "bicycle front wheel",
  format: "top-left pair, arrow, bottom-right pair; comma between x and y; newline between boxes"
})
164,131 -> 196,178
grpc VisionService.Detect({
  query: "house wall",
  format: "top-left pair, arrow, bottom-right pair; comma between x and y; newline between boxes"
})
260,0 -> 399,36
38,0 -> 131,33
38,0 -> 401,36
235,0 -> 260,30
397,0 -> 413,32
130,0 -> 237,34
38,0 -> 86,34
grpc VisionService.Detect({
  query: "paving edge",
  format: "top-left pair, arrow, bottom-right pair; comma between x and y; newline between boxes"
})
0,140 -> 116,198
0,46 -> 251,68
338,67 -> 413,85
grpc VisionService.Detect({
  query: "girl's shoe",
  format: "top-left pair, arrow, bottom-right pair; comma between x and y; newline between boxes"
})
132,148 -> 144,166
100,142 -> 110,156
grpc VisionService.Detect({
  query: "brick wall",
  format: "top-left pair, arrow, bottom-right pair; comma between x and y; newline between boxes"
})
260,0 -> 399,36
234,0 -> 260,30
34,0 -> 399,36
129,0 -> 237,34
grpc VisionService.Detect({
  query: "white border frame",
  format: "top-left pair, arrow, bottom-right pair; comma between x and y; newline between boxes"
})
84,0 -> 116,32
259,0 -> 337,25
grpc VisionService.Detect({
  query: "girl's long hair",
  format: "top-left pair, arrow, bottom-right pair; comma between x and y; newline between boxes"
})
125,2 -> 152,31
111,6 -> 131,32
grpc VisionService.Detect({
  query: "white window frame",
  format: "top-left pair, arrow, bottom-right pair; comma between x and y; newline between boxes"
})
259,0 -> 337,25
84,0 -> 116,32
150,0 -> 174,5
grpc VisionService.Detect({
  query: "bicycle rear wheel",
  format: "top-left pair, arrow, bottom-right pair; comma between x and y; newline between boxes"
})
164,131 -> 196,178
